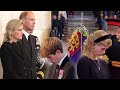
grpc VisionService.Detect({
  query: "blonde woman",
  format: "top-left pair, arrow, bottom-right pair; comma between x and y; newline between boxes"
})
0,19 -> 23,79
77,30 -> 112,79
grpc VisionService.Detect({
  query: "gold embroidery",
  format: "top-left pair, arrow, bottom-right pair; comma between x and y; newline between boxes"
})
68,32 -> 80,51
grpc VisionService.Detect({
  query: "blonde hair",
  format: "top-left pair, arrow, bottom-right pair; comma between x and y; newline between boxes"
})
3,19 -> 23,42
83,30 -> 112,59
40,37 -> 63,58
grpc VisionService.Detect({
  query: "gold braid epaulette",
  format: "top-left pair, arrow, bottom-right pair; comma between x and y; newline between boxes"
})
112,61 -> 120,68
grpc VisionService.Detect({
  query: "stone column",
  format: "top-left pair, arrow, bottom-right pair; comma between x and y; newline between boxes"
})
33,11 -> 51,44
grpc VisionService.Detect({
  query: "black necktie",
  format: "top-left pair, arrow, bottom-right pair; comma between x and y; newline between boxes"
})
28,35 -> 32,47
54,64 -> 60,79
56,64 -> 60,69
28,35 -> 32,57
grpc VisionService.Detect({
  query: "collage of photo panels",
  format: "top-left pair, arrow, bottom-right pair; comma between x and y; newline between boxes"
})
0,11 -> 120,79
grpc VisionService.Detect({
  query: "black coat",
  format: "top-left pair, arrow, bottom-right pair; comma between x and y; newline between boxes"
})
77,55 -> 110,79
106,35 -> 120,79
47,55 -> 77,79
52,19 -> 58,29
1,34 -> 38,79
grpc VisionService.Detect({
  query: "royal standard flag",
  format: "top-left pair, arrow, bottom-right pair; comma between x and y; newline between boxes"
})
68,26 -> 89,63
68,31 -> 81,63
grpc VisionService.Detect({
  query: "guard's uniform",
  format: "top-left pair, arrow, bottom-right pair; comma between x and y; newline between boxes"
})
106,19 -> 120,79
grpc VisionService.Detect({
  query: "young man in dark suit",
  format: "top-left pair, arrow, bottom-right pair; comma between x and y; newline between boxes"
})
40,37 -> 77,79
17,11 -> 39,79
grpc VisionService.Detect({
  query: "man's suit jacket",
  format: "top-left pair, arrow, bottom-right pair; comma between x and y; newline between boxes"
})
18,34 -> 38,79
1,34 -> 38,79
47,55 -> 77,79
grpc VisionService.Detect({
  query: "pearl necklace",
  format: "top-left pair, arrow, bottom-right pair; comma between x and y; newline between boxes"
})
94,60 -> 100,70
